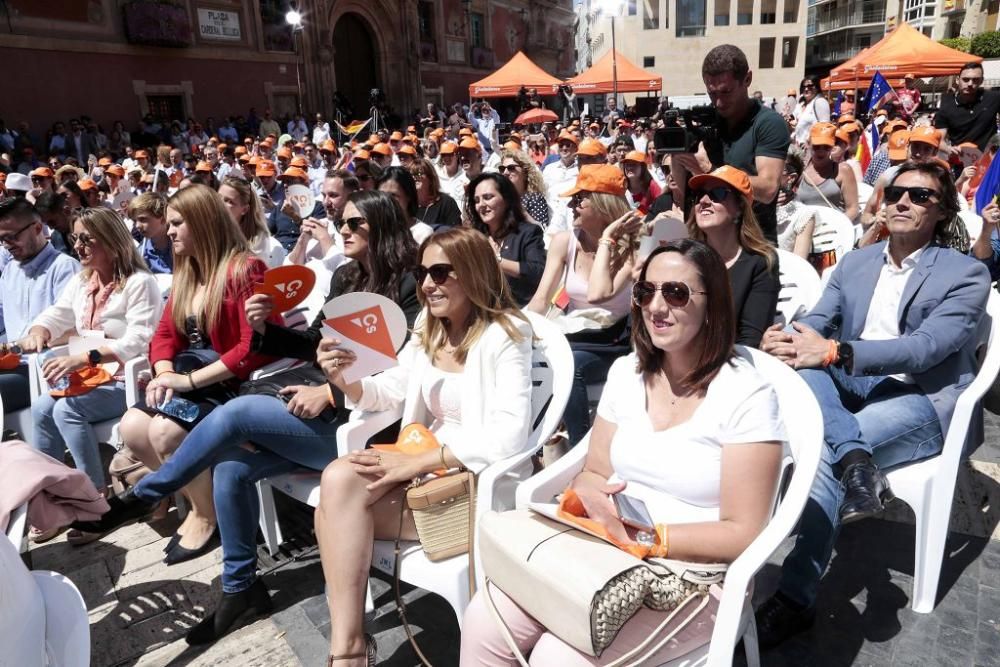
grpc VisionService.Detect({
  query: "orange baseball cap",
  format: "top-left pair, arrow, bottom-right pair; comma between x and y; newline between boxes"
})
562,164 -> 626,197
887,130 -> 910,160
238,154 -> 251,164
30,167 -> 54,178
77,178 -> 97,191
260,138 -> 274,148
98,157 -> 113,167
105,165 -> 125,177
835,127 -> 852,144
577,138 -> 608,157
354,149 -> 371,161
688,165 -> 754,205
622,150 -> 647,164
235,146 -> 247,156
502,141 -> 522,152
787,88 -> 797,96
255,160 -> 277,177
459,137 -> 481,151
397,144 -> 417,156
134,150 -> 150,159
371,143 -> 393,157
430,128 -> 446,138
367,134 -> 379,144
289,156 -> 309,168
809,122 -> 838,147
278,166 -> 308,182
389,131 -> 404,142
248,155 -> 261,166
908,126 -> 941,148
194,161 -> 213,173
837,114 -> 856,125
404,134 -> 419,145
217,143 -> 228,152
321,139 -> 337,152
882,119 -> 908,137
277,147 -> 293,160
557,130 -> 579,146
438,142 -> 458,155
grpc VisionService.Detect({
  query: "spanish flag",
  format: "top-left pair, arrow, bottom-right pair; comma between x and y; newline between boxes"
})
336,118 -> 371,137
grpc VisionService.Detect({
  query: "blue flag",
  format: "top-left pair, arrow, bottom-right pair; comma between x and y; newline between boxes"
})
834,92 -> 843,117
975,153 -> 1000,215
865,72 -> 894,112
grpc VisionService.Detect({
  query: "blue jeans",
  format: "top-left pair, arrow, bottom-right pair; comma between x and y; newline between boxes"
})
777,366 -> 944,609
32,381 -> 126,489
131,394 -> 343,592
565,349 -> 617,446
0,364 -> 31,413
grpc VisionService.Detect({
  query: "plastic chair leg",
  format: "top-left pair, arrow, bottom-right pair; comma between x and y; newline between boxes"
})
255,481 -> 284,557
910,485 -> 950,613
741,599 -> 761,667
364,580 -> 374,614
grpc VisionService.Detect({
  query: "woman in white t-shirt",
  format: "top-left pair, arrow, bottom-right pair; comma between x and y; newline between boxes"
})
792,75 -> 831,148
461,239 -> 785,666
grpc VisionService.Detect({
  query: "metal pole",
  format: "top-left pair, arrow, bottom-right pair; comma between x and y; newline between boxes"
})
611,17 -> 618,106
295,29 -> 303,115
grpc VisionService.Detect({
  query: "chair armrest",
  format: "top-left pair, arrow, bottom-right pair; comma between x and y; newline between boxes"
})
476,446 -> 540,518
514,434 -> 590,509
27,346 -> 70,401
248,358 -> 303,381
123,357 -> 150,408
335,407 -> 404,458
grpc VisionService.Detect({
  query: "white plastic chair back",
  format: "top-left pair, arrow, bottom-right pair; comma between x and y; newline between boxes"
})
514,346 -> 824,667
33,570 -> 91,667
959,210 -> 983,245
0,536 -> 45,666
154,273 -> 172,303
809,206 -> 855,266
885,289 -> 1000,613
774,249 -> 822,326
5,502 -> 27,552
856,182 -> 874,210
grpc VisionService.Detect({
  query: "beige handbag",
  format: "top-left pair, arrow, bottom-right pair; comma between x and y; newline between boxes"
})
479,509 -> 726,663
109,445 -> 150,495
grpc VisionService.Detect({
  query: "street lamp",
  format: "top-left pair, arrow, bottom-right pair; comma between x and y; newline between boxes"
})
597,0 -> 624,108
286,7 -> 304,115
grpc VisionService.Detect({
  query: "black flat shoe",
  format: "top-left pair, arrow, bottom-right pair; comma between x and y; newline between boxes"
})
163,532 -> 181,553
755,594 -> 816,650
164,527 -> 218,566
69,490 -> 157,535
839,461 -> 893,524
185,579 -> 272,646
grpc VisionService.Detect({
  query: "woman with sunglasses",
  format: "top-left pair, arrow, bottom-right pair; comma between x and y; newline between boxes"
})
687,166 -> 779,348
461,239 -> 785,665
376,166 -> 434,244
621,150 -> 662,214
408,158 -> 462,228
498,148 -> 551,227
217,175 -> 286,268
353,160 -> 382,192
528,164 -> 637,446
645,154 -> 685,223
314,226 -> 533,666
74,190 -> 420,645
21,208 -> 161,542
797,123 -> 859,223
467,172 -> 547,306
792,75 -> 831,148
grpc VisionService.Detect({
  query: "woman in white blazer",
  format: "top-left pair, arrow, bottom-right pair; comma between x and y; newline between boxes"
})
19,207 -> 161,541
314,226 -> 534,666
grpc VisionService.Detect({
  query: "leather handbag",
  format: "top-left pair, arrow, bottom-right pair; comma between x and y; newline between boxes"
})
478,509 -> 726,663
238,364 -> 340,423
109,445 -> 150,495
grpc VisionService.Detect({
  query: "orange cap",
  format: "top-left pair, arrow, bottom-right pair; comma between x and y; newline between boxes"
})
562,164 -> 626,197
260,138 -> 274,148
30,167 -> 54,178
688,165 -> 754,205
577,138 -> 608,157
321,139 -> 337,152
787,88 -> 797,96
502,141 -> 522,152
622,150 -> 647,164
835,127 -> 852,144
354,149 -> 371,161
430,128 -> 446,138
278,166 -> 308,181
235,146 -> 247,156
836,114 -> 856,125
194,161 -> 213,173
397,144 -> 417,156
98,157 -> 113,167
248,155 -> 261,166
557,130 -> 579,146
809,122 -> 838,147
459,128 -> 474,137
255,160 -> 277,177
134,150 -> 150,159
439,142 -> 458,155
77,178 -> 97,191
389,131 -> 404,142
887,130 -> 910,161
217,143 -> 228,151
908,126 -> 941,148
277,147 -> 293,159
238,154 -> 251,164
459,137 -> 481,151
289,156 -> 309,168
105,165 -> 125,177
371,143 -> 392,157
404,134 -> 419,145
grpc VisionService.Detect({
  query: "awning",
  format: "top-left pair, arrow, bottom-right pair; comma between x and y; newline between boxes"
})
468,51 -> 564,98
565,50 -> 662,94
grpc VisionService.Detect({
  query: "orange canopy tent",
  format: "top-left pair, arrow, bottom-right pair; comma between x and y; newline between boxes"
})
822,23 -> 981,90
468,51 -> 564,98
565,50 -> 662,94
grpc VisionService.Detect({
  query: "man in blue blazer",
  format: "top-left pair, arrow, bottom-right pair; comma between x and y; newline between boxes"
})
755,161 -> 991,647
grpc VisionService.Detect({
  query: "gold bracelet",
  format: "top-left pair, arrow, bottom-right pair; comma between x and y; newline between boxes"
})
187,372 -> 197,391
597,238 -> 615,250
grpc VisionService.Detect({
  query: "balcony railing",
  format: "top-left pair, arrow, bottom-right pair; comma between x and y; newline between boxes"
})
807,44 -> 867,65
806,7 -> 884,35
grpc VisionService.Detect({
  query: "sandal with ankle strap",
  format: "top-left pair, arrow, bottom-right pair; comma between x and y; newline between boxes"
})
327,633 -> 376,666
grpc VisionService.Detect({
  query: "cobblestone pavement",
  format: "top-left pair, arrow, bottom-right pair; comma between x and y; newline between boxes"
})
19,411 -> 1000,666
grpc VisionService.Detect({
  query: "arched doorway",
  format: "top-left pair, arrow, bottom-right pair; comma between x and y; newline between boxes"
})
332,13 -> 379,120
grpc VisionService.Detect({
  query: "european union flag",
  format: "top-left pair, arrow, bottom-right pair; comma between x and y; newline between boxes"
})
834,92 -> 843,117
865,72 -> 894,112
975,152 -> 1000,215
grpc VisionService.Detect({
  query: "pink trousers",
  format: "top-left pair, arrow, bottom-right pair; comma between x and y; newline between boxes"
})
459,584 -> 722,666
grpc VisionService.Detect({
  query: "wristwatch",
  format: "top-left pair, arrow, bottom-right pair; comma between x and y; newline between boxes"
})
87,349 -> 102,367
835,341 -> 854,374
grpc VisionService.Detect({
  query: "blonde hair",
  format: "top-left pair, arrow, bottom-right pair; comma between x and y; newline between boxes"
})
415,227 -> 528,364
499,148 -> 547,197
156,145 -> 171,166
127,192 -> 167,220
686,195 -> 776,272
166,185 -> 253,332
73,208 -> 149,289
220,176 -> 269,245
587,191 -> 631,226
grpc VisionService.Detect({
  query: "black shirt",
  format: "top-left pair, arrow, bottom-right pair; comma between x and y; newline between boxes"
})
496,222 -> 547,307
934,89 -> 1000,151
728,250 -> 780,348
417,193 -> 462,229
704,99 -> 790,244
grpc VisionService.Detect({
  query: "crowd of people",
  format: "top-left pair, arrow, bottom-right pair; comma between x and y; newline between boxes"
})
2,43 -> 1000,665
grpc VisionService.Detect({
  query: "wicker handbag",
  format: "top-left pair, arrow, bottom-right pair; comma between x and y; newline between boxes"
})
406,470 -> 476,561
479,509 -> 726,663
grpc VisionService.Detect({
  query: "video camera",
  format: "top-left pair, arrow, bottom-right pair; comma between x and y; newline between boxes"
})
653,106 -> 719,154
369,88 -> 386,109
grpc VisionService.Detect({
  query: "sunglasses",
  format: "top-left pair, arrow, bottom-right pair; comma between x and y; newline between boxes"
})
68,233 -> 96,247
883,186 -> 939,205
0,220 -> 36,246
498,164 -> 521,174
341,217 -> 366,232
414,263 -> 455,285
695,187 -> 733,204
357,173 -> 372,182
632,280 -> 707,308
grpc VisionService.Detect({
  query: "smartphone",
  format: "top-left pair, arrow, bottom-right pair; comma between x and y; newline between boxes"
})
613,493 -> 655,532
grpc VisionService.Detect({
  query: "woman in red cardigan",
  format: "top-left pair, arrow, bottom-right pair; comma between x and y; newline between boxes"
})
117,184 -> 282,565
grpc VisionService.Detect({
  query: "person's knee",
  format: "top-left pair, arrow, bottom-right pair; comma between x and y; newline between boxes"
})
319,458 -> 361,506
119,408 -> 149,443
31,396 -> 55,421
149,417 -> 184,458
213,459 -> 252,497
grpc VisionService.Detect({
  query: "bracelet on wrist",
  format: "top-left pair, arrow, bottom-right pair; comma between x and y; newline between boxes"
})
187,372 -> 197,391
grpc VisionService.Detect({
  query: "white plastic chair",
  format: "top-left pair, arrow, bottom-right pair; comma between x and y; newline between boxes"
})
0,534 -> 46,667
514,346 -> 824,667
774,249 -> 822,326
154,273 -> 173,303
959,210 -> 983,246
856,182 -> 874,211
808,206 -> 855,268
32,570 -> 91,667
884,289 -> 1000,613
255,311 -> 575,626
5,501 -> 27,552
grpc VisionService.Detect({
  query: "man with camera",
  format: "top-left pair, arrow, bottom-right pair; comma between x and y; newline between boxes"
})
672,45 -> 789,243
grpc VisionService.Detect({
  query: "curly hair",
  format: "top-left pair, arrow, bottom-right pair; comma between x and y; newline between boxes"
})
499,148 -> 547,197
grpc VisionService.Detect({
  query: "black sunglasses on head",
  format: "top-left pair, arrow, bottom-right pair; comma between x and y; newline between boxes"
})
884,186 -> 939,205
414,263 -> 455,285
695,187 -> 733,204
632,280 -> 707,308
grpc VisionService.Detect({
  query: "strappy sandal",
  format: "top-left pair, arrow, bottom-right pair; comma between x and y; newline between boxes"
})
327,633 -> 376,666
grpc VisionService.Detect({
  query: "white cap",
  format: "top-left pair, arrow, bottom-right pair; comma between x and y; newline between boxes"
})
5,173 -> 31,192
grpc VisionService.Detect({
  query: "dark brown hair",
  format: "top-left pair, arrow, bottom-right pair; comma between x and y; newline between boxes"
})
889,160 -> 966,249
702,45 -> 750,81
632,239 -> 734,392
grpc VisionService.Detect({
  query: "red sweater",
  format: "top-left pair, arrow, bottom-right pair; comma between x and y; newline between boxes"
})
149,257 -> 283,380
